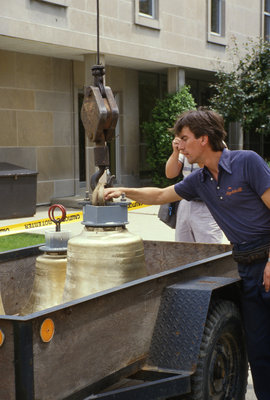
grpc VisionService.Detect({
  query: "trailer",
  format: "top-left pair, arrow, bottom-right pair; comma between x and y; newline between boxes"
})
0,241 -> 248,400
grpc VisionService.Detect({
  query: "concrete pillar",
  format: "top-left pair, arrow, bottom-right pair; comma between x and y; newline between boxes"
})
83,53 -> 105,191
167,68 -> 185,93
228,122 -> 243,150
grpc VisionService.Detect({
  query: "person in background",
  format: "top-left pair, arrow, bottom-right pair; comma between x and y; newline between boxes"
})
104,108 -> 270,400
166,137 -> 224,243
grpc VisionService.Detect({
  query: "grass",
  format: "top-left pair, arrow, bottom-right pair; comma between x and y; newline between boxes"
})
0,233 -> 45,252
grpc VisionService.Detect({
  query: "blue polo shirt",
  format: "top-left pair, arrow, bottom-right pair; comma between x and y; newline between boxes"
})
174,148 -> 270,244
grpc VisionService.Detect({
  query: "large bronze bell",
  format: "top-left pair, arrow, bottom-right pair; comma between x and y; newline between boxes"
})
63,225 -> 147,302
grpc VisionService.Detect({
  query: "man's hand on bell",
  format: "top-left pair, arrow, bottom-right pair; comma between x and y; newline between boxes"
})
104,187 -> 123,201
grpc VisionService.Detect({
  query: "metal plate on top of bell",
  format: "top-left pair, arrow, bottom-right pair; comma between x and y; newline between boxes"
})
83,203 -> 129,227
39,245 -> 67,253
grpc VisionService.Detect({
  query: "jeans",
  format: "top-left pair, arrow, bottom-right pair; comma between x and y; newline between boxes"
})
235,236 -> 270,400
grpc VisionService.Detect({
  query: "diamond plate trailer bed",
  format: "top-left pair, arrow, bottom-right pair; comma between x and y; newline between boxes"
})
0,241 -> 247,400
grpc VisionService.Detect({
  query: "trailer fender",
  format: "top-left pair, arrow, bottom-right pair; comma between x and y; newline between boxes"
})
147,275 -> 241,373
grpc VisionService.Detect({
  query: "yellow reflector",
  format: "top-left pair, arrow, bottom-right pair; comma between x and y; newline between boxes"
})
40,318 -> 55,343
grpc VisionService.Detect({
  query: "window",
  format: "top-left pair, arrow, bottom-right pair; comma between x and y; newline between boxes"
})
139,0 -> 155,17
135,0 -> 160,29
264,0 -> 270,41
211,0 -> 222,34
208,0 -> 226,45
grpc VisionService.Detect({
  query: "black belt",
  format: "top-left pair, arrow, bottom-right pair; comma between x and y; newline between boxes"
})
232,243 -> 269,265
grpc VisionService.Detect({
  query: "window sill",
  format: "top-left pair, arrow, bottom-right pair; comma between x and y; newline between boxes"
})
208,33 -> 227,46
35,0 -> 70,7
135,13 -> 160,29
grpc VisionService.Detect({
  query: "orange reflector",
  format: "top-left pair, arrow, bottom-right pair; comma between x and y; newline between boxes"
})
0,329 -> 5,347
40,318 -> 55,343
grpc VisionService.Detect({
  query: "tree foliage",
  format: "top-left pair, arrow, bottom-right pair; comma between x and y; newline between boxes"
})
210,39 -> 270,136
141,86 -> 196,187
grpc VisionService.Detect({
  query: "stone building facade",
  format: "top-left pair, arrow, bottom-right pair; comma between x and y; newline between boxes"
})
0,0 -> 266,204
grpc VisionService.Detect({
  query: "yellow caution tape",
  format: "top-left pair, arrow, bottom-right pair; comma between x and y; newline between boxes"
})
127,202 -> 149,211
0,212 -> 83,234
0,202 -> 149,234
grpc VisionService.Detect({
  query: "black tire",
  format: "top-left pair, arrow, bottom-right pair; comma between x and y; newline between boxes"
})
188,299 -> 248,400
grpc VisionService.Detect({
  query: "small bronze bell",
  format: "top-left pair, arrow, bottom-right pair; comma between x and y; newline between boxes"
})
20,205 -> 70,315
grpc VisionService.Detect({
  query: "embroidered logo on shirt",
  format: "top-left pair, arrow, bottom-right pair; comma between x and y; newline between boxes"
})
226,187 -> 243,196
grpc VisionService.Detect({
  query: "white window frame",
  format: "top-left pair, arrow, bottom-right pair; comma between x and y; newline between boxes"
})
135,0 -> 160,30
35,0 -> 70,7
264,0 -> 270,41
207,0 -> 226,46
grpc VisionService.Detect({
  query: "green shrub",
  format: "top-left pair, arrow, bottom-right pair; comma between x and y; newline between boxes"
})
210,39 -> 270,137
141,86 -> 196,187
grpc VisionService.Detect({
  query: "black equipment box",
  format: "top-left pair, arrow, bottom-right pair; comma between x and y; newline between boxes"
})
0,162 -> 38,219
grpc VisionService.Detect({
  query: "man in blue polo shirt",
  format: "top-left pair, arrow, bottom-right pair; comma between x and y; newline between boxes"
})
104,108 -> 270,400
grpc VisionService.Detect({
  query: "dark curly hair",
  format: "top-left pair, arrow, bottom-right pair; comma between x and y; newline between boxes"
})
173,107 -> 227,151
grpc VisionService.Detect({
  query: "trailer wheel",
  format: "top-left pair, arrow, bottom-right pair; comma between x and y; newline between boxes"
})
188,299 -> 248,400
